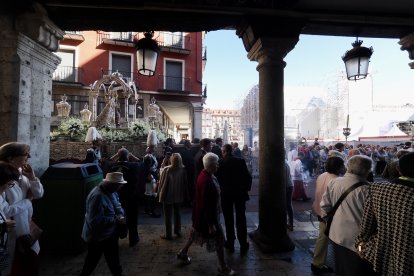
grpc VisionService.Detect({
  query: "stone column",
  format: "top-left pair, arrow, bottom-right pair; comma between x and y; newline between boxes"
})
238,24 -> 300,253
192,102 -> 203,140
0,5 -> 63,175
399,32 -> 414,69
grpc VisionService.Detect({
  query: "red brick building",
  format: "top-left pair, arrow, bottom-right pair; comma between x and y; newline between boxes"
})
52,31 -> 206,141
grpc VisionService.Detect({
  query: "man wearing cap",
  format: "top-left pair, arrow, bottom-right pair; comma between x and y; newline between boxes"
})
80,172 -> 127,276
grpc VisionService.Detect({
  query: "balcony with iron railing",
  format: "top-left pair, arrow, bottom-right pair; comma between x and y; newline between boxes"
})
52,66 -> 84,84
135,32 -> 191,54
65,31 -> 82,35
63,31 -> 84,41
157,75 -> 191,93
98,32 -> 135,47
101,69 -> 139,86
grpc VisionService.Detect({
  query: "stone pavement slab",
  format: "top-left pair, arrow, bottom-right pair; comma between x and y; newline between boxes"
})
40,210 -> 320,276
39,177 -> 335,275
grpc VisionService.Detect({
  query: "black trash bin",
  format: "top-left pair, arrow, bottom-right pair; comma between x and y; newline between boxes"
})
37,163 -> 103,254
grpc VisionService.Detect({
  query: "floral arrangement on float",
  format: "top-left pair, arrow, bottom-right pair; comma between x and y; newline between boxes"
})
51,117 -> 166,143
52,117 -> 89,141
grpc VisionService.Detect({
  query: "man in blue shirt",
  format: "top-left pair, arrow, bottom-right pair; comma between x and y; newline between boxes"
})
80,172 -> 126,276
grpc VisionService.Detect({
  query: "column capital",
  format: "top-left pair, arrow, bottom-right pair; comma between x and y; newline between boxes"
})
192,102 -> 203,112
399,32 -> 414,69
247,36 -> 299,67
15,3 -> 64,51
237,20 -> 301,67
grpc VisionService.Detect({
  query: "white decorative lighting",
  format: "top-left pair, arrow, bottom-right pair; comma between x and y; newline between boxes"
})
135,32 -> 160,76
56,94 -> 71,118
342,39 -> 374,81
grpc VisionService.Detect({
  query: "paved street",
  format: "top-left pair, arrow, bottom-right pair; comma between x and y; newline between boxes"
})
40,176 -> 329,275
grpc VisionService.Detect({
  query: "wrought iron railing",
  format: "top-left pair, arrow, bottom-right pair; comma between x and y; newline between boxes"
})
98,32 -> 134,43
65,31 -> 82,35
158,75 -> 191,92
52,66 -> 84,84
135,32 -> 190,50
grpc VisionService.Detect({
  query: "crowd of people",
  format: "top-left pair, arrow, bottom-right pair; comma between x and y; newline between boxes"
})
79,137 -> 254,276
284,139 -> 414,276
0,136 -> 412,275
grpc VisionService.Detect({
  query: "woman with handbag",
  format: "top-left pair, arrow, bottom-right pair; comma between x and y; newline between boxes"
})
157,153 -> 188,240
0,142 -> 44,276
320,155 -> 375,276
311,156 -> 344,274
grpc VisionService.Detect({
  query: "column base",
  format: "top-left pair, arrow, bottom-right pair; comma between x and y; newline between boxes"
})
249,228 -> 295,253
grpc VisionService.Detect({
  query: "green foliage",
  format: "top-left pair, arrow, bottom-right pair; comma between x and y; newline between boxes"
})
98,128 -> 133,142
49,130 -> 61,140
57,117 -> 89,139
155,129 -> 166,142
52,117 -> 167,143
129,119 -> 151,138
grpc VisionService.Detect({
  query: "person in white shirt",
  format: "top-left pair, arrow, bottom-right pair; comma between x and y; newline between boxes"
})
0,142 -> 44,276
287,142 -> 298,165
0,161 -> 20,275
291,152 -> 311,201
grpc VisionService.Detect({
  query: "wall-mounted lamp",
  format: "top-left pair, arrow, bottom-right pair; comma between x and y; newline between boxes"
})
201,84 -> 207,105
342,39 -> 373,81
135,32 -> 160,76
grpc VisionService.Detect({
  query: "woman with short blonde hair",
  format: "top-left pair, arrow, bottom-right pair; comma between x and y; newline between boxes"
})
158,153 -> 188,239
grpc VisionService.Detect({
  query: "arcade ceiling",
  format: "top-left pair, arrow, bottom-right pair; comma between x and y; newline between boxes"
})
6,0 -> 414,39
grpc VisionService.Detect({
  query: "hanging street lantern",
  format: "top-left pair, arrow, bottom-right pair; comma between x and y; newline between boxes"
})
342,39 -> 373,81
134,32 -> 160,76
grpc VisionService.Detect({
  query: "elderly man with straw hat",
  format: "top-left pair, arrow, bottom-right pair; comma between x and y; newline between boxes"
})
80,172 -> 127,276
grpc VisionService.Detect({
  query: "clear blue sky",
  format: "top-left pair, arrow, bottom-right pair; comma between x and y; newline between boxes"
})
203,30 -> 414,109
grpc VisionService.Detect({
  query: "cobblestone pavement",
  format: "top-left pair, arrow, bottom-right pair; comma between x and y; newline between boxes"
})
40,176 -> 335,276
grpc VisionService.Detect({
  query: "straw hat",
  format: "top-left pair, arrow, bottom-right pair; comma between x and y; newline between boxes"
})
103,172 -> 127,184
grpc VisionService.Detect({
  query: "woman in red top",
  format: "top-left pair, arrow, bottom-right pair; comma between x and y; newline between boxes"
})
177,152 -> 235,276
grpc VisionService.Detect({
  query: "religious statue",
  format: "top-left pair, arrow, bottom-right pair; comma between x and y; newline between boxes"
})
95,97 -> 116,128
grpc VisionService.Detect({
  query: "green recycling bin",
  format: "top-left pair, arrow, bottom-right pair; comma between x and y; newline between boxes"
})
37,163 -> 103,253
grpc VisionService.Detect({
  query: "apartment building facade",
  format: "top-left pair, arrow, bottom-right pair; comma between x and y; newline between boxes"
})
52,31 -> 206,141
202,108 -> 243,144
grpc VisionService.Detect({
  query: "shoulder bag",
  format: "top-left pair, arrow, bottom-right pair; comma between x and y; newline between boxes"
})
0,213 -> 9,271
324,181 -> 367,236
